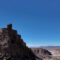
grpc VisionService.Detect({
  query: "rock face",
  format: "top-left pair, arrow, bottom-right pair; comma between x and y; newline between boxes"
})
31,48 -> 60,60
31,48 -> 52,59
0,24 -> 42,60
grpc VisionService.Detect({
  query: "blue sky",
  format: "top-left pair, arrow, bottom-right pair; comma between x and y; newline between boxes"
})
0,0 -> 60,47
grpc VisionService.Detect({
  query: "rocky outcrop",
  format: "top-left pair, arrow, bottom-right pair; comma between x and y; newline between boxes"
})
0,24 -> 42,60
31,48 -> 52,59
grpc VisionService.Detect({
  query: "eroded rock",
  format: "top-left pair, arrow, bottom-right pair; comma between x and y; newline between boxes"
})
0,24 -> 42,60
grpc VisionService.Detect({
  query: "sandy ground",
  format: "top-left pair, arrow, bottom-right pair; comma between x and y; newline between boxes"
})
43,56 -> 60,60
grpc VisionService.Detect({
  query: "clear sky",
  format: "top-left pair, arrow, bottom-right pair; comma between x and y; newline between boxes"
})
0,0 -> 60,47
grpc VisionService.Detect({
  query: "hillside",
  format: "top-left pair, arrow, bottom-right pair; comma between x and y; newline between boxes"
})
31,47 -> 60,60
0,24 -> 42,60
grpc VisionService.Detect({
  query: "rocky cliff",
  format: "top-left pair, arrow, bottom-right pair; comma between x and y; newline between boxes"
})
0,24 -> 42,60
31,48 -> 52,59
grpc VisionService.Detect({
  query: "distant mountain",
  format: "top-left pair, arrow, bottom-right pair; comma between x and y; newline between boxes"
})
40,46 -> 60,49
